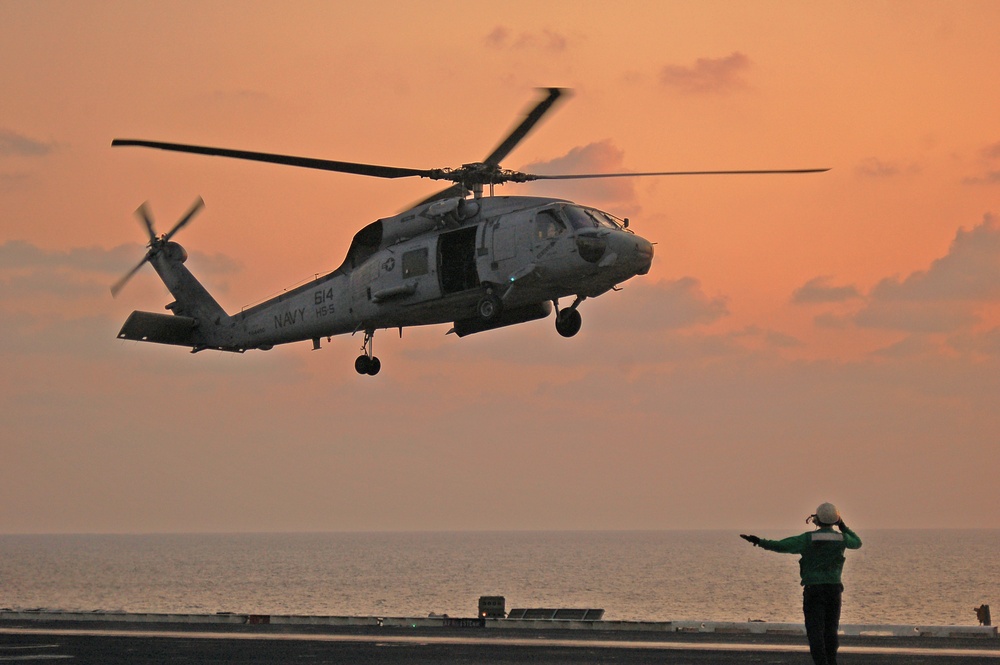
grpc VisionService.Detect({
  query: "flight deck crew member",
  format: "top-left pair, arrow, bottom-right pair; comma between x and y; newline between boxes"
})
740,503 -> 862,665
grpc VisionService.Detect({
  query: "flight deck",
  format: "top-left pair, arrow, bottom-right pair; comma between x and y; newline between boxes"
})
2,611 -> 997,664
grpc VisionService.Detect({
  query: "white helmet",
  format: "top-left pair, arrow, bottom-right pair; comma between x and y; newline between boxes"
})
815,502 -> 841,526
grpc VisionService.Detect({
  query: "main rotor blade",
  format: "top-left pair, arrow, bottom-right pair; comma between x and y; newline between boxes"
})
523,167 -> 830,180
110,254 -> 151,298
162,197 -> 205,242
112,139 -> 434,180
483,88 -> 567,167
135,202 -> 156,241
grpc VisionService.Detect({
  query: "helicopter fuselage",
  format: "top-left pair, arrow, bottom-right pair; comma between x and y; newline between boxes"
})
228,195 -> 652,349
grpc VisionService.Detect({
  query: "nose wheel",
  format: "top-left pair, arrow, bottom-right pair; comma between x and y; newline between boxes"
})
355,330 -> 381,375
554,296 -> 585,338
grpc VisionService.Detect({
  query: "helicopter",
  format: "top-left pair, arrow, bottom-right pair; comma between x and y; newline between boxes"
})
111,88 -> 826,375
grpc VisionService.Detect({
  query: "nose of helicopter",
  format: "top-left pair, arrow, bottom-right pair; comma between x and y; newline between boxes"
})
594,230 -> 653,281
633,234 -> 654,275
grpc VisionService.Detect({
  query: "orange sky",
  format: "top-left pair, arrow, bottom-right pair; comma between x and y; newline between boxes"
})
2,1 -> 1000,533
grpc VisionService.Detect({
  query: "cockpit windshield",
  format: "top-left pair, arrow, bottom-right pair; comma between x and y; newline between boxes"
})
561,205 -> 623,231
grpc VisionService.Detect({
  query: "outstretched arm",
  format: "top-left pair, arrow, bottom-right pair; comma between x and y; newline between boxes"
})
755,532 -> 810,554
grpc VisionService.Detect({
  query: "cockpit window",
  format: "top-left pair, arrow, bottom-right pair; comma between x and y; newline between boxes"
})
562,205 -> 621,230
587,208 -> 622,230
535,210 -> 567,240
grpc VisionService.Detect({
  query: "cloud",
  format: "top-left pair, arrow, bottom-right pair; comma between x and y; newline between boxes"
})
801,216 -> 1000,334
0,241 -> 136,300
0,172 -> 31,190
962,171 -> 1000,186
1,269 -> 110,300
484,26 -> 567,52
949,326 -> 1000,357
961,141 -> 1000,184
813,312 -> 851,329
980,141 -> 1000,160
855,157 -> 919,178
792,276 -> 862,304
868,215 -> 1000,303
0,311 -> 123,359
518,140 -> 638,210
0,240 -> 241,277
872,334 -> 941,359
589,277 -> 728,333
846,214 -> 1000,333
0,240 -> 242,300
0,240 -> 139,273
0,129 -> 57,157
855,302 -> 980,334
731,325 -> 802,349
659,52 -> 751,94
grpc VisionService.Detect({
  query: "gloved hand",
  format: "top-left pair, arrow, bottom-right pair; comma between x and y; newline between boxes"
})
836,520 -> 848,531
740,534 -> 761,546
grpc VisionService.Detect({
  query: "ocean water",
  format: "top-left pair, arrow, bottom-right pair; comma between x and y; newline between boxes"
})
0,530 -> 995,626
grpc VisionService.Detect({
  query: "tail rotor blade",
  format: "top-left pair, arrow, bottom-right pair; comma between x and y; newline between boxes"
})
112,199 -> 204,297
135,202 -> 157,242
163,197 -> 205,242
110,253 -> 151,298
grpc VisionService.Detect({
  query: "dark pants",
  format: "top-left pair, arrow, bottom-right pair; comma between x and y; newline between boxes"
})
803,584 -> 843,665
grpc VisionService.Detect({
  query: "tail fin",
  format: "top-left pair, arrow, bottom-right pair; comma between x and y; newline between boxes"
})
148,241 -> 229,324
112,200 -> 241,353
117,243 -> 241,353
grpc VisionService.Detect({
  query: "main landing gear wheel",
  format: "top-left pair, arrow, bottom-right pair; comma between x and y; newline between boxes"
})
355,354 -> 381,375
477,289 -> 502,322
355,330 -> 380,375
555,307 -> 582,337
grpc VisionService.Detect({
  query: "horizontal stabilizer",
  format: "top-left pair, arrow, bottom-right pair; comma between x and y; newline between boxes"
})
117,311 -> 198,347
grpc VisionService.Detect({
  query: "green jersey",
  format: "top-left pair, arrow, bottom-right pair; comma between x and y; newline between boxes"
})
758,526 -> 862,586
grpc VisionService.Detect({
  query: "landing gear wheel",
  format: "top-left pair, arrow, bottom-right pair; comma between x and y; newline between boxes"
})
477,293 -> 503,322
355,355 -> 371,374
355,330 -> 381,376
555,308 -> 582,337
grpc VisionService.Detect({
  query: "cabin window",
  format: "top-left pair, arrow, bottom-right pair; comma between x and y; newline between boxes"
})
402,247 -> 429,277
535,211 -> 566,240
